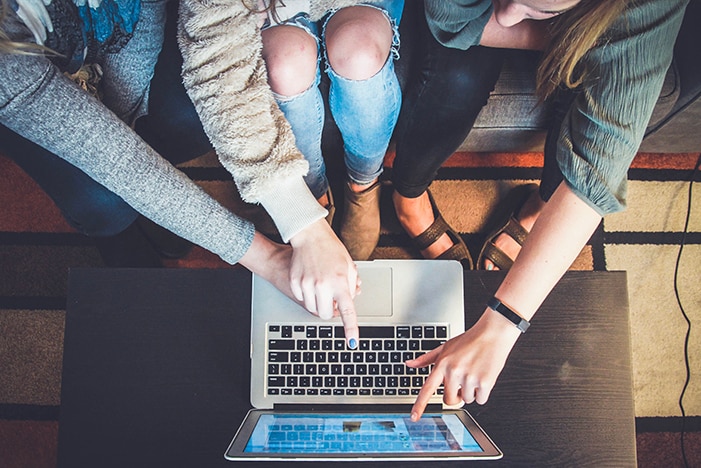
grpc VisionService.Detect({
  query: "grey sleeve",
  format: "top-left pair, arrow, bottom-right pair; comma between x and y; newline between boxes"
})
0,50 -> 255,264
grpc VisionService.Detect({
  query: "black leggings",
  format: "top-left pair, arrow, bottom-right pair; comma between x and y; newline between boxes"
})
391,3 -> 504,198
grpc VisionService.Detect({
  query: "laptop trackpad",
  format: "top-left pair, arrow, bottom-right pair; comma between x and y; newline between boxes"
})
354,267 -> 392,317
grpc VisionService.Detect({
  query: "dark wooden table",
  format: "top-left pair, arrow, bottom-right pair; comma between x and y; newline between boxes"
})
58,268 -> 636,467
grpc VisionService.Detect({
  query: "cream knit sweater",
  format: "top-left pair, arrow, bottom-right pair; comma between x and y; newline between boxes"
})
178,0 -> 362,242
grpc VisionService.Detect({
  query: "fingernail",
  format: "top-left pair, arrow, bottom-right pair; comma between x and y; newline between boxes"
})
410,412 -> 419,421
486,263 -> 493,271
348,338 -> 358,350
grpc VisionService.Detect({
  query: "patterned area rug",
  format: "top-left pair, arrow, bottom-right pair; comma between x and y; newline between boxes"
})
1,150 -> 699,467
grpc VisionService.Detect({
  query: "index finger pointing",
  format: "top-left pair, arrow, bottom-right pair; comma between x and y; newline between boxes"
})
335,293 -> 359,350
410,368 -> 444,421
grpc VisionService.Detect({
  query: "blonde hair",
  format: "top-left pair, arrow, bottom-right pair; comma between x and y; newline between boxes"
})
537,0 -> 629,99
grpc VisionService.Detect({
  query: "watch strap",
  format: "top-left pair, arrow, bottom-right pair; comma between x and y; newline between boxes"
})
487,297 -> 530,333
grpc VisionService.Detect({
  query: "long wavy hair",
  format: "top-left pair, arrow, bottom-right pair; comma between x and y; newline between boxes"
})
537,0 -> 629,99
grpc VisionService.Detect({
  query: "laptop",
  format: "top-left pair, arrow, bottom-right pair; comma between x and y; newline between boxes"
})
225,259 -> 502,461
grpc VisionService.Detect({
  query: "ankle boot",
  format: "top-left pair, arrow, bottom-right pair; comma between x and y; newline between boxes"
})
339,180 -> 381,261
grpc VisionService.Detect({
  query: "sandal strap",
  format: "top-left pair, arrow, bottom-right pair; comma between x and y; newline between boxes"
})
502,217 -> 529,246
480,242 -> 514,270
412,212 -> 450,251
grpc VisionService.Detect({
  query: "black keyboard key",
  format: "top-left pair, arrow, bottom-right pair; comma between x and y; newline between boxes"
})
343,364 -> 355,375
306,364 -> 317,375
424,326 -> 435,338
324,376 -> 336,387
371,340 -> 383,350
340,352 -> 352,362
303,352 -> 314,362
421,340 -> 444,351
372,389 -> 384,396
268,352 -> 288,362
359,326 -> 395,338
294,388 -> 305,395
281,364 -> 291,375
293,364 -> 304,375
268,376 -> 285,387
268,364 -> 279,375
290,352 -> 301,362
306,326 -> 317,338
334,340 -> 345,350
319,326 -> 333,338
381,364 -> 392,375
269,325 -> 280,333
437,326 -> 447,338
296,340 -> 308,350
281,326 -> 293,338
312,376 -> 323,387
322,340 -> 333,351
294,325 -> 305,333
365,352 -> 377,363
307,388 -> 318,395
411,326 -> 423,338
396,326 -> 410,338
331,364 -> 342,375
390,352 -> 402,362
269,340 -> 295,350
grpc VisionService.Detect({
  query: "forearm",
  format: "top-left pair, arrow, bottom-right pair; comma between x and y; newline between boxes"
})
492,182 -> 602,323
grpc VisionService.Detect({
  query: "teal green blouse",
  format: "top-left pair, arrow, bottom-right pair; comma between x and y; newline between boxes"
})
424,0 -> 689,215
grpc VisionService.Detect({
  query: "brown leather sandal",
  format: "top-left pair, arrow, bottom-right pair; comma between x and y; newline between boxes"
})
410,190 -> 473,269
477,183 -> 539,270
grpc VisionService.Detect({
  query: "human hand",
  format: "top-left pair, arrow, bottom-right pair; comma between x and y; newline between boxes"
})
288,219 -> 360,349
406,309 -> 522,421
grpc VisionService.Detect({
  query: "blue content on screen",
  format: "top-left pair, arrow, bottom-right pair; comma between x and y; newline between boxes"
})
244,413 -> 483,454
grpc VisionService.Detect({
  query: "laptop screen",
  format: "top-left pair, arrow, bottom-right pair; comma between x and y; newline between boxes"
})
225,409 -> 502,461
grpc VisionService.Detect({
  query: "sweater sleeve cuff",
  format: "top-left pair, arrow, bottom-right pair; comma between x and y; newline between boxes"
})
257,177 -> 327,243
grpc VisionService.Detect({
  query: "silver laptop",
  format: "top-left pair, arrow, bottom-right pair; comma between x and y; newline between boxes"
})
225,259 -> 502,461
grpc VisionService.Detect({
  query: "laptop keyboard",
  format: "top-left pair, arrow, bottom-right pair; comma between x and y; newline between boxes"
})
266,324 -> 448,397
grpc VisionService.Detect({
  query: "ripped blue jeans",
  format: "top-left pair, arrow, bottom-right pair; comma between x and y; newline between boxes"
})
269,0 -> 404,199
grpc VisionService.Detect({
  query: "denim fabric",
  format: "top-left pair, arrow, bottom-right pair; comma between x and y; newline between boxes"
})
272,0 -> 404,198
392,2 -> 503,198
